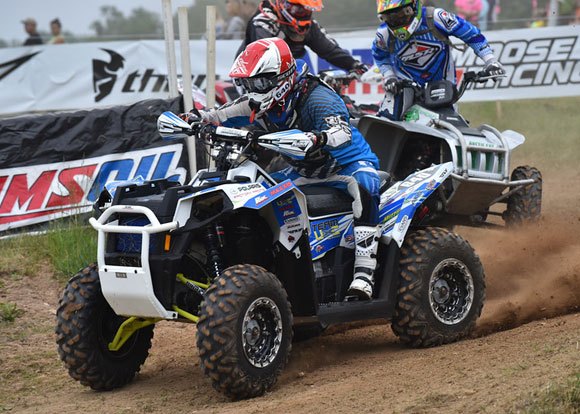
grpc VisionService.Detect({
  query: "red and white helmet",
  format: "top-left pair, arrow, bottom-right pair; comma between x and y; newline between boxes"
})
229,37 -> 297,120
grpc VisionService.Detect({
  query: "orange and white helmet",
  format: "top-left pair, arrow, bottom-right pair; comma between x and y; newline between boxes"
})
229,38 -> 297,120
269,0 -> 323,36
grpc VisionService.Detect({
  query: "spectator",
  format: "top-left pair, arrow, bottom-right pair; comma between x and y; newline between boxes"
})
22,18 -> 43,46
241,0 -> 259,20
454,0 -> 482,25
479,0 -> 489,30
220,0 -> 247,39
49,18 -> 65,44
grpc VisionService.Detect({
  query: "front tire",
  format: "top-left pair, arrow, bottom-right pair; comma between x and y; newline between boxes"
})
55,264 -> 154,390
196,264 -> 293,400
392,228 -> 485,347
504,165 -> 542,226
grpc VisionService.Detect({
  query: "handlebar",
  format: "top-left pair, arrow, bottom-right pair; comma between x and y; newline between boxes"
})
393,71 -> 505,103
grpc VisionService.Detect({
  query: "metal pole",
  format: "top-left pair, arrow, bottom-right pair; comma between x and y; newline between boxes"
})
162,0 -> 179,97
206,6 -> 217,109
178,7 -> 197,176
547,0 -> 559,26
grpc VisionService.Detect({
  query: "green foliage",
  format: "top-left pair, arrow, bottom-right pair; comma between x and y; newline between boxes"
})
90,6 -> 163,38
0,216 -> 96,282
44,218 -> 97,280
316,0 -> 378,30
458,97 -> 580,169
0,302 -> 24,323
512,373 -> 580,413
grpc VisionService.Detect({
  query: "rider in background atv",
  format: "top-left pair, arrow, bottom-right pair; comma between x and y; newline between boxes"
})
188,38 -> 381,300
237,0 -> 368,78
372,0 -> 505,120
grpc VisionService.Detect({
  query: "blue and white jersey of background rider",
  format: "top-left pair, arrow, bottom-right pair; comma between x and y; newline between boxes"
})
372,7 -> 495,86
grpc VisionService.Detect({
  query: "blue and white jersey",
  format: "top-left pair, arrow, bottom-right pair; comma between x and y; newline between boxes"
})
294,84 -> 379,175
217,77 -> 379,178
372,7 -> 494,86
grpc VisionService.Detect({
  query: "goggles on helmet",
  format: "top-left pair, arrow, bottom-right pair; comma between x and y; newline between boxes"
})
233,75 -> 278,93
379,4 -> 415,29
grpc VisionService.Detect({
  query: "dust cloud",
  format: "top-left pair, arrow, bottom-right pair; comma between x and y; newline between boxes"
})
465,215 -> 580,335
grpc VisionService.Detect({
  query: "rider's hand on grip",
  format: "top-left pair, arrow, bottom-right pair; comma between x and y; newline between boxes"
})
350,62 -> 369,79
480,61 -> 505,80
383,76 -> 402,95
305,131 -> 326,153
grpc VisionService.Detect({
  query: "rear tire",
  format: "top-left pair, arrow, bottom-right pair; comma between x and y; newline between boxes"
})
504,165 -> 542,226
55,264 -> 154,390
196,264 -> 292,399
391,228 -> 485,347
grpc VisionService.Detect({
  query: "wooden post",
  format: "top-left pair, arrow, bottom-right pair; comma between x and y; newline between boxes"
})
206,6 -> 217,109
178,6 -> 197,176
162,0 -> 179,98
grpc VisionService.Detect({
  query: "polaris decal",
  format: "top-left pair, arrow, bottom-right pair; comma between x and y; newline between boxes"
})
0,145 -> 186,232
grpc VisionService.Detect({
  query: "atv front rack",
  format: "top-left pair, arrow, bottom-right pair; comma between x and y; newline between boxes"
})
432,119 -> 536,216
89,205 -> 179,320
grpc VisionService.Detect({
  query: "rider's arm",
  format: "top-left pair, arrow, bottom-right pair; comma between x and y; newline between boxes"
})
301,86 -> 353,150
198,96 -> 254,128
306,22 -> 358,72
371,24 -> 397,79
432,8 -> 497,64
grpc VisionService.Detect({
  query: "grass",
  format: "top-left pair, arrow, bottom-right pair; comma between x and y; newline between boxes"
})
512,373 -> 580,413
459,96 -> 580,169
0,215 -> 97,282
0,302 -> 24,322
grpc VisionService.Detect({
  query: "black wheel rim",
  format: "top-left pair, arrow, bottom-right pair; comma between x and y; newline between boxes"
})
242,297 -> 283,368
428,258 -> 474,325
97,302 -> 139,359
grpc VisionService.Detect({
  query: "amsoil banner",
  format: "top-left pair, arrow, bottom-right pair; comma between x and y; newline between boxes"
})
0,25 -> 578,115
0,98 -> 189,232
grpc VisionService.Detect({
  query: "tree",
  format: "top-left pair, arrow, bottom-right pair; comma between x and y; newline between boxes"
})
90,6 -> 163,38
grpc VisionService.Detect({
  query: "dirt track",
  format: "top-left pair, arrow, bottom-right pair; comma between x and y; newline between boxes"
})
1,166 -> 579,413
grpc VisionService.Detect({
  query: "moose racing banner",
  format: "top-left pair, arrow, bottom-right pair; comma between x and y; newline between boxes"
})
0,25 -> 578,115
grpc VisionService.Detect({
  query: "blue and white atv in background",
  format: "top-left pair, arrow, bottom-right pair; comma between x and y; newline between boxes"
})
357,70 -> 542,227
55,112 -> 486,400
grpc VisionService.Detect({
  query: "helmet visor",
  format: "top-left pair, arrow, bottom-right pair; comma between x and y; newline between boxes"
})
233,75 -> 278,93
285,3 -> 312,20
379,5 -> 415,29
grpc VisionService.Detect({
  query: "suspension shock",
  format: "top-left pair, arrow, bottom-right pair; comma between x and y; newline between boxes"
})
204,224 -> 225,279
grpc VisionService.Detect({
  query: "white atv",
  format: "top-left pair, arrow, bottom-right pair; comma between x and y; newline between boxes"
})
55,112 -> 486,399
358,70 -> 542,227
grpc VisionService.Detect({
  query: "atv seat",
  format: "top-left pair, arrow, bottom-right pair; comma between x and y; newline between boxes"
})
298,171 -> 392,217
299,186 -> 353,217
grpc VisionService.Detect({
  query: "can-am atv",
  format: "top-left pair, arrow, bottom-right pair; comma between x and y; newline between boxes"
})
356,71 -> 542,227
55,112 -> 485,399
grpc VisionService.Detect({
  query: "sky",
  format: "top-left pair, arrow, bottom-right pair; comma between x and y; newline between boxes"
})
1,0 -> 195,44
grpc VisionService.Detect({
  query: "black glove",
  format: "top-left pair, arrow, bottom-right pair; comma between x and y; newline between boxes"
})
383,76 -> 402,95
305,131 -> 326,153
350,62 -> 369,78
481,61 -> 506,79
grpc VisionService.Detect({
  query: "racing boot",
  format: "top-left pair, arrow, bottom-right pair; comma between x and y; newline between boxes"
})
347,225 -> 382,300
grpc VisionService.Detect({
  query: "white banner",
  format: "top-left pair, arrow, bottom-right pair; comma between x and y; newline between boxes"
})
0,25 -> 578,115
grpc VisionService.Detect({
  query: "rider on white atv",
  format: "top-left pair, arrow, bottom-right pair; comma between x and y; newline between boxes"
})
373,0 -> 505,120
187,37 -> 381,300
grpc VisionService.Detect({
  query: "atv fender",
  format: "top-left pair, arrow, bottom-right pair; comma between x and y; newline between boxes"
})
357,115 -> 458,174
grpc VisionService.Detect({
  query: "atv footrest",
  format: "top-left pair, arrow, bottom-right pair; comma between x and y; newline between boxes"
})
317,299 -> 393,325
